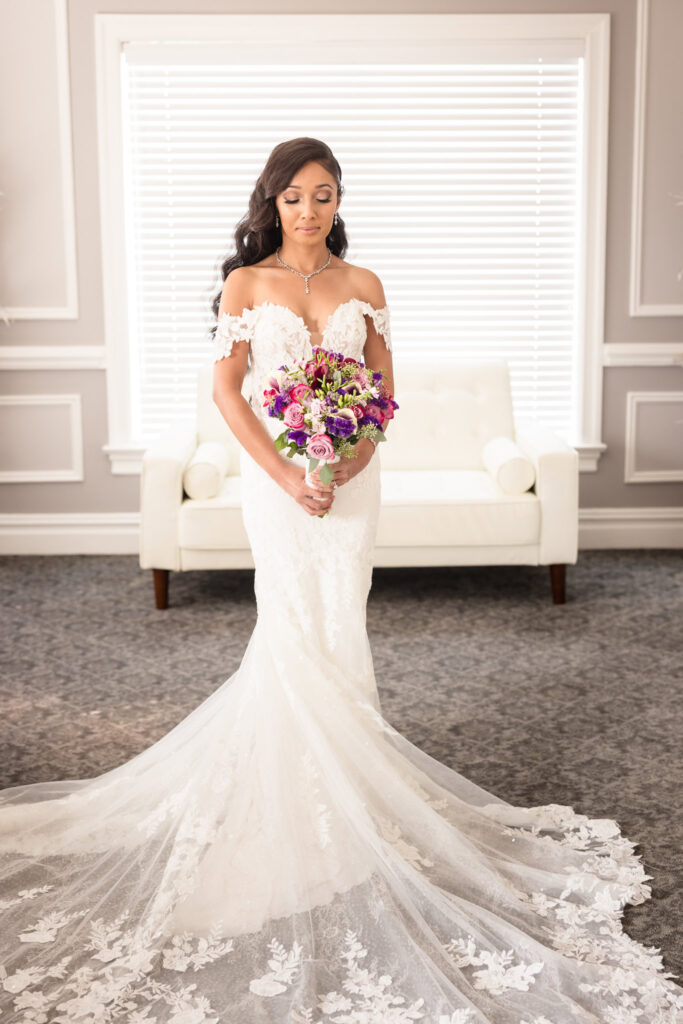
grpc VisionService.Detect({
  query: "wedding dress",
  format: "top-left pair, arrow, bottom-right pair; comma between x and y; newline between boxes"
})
1,296 -> 681,1024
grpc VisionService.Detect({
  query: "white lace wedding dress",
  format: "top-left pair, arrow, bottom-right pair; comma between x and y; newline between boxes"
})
1,297 -> 681,1024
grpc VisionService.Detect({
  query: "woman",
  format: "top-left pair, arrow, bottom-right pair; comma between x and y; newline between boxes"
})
0,137 -> 681,1024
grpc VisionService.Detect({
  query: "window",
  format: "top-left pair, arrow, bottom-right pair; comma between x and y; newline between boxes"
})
97,14 -> 609,473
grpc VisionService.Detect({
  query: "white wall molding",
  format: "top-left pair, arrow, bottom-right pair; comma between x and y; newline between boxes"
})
0,0 -> 79,322
628,0 -> 683,318
1,506 -> 681,555
0,512 -> 139,554
579,506 -> 683,548
624,390 -> 683,483
101,444 -> 145,476
0,393 -> 84,482
603,342 -> 683,366
0,346 -> 106,370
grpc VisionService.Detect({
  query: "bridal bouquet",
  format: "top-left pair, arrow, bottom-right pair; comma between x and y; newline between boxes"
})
262,346 -> 398,515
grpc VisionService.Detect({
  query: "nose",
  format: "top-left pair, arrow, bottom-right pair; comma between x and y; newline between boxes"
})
299,198 -> 318,220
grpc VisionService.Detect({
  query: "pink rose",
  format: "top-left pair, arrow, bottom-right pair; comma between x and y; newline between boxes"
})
366,402 -> 384,423
290,383 -> 313,403
283,402 -> 305,428
306,433 -> 335,461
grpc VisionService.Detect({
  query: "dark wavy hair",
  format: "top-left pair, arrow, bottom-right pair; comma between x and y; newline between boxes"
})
210,137 -> 348,324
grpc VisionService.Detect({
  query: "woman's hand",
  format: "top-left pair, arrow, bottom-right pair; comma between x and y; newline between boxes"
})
329,438 -> 375,487
279,462 -> 336,517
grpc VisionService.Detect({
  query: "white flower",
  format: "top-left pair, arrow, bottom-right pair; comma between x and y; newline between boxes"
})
249,975 -> 287,996
319,991 -> 353,1013
163,946 -> 191,972
168,1009 -> 217,1024
3,968 -> 39,993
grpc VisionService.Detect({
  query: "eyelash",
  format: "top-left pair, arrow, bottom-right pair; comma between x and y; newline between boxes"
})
283,199 -> 332,204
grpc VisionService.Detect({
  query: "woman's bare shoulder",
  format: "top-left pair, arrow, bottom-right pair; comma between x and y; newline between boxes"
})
346,263 -> 387,307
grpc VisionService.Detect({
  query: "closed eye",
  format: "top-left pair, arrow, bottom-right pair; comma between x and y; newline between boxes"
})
283,199 -> 332,204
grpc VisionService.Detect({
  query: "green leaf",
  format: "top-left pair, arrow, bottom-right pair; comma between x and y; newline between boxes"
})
319,463 -> 334,485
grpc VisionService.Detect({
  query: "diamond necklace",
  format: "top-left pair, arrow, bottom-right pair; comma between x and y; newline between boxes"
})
275,246 -> 332,294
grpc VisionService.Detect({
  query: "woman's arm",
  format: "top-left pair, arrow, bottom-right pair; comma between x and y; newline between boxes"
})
361,270 -> 394,409
326,269 -> 394,486
212,271 -> 335,516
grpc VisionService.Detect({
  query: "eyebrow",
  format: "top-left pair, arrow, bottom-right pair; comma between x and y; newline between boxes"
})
286,183 -> 333,189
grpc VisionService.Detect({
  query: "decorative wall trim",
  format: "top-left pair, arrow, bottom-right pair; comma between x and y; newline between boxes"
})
579,505 -> 683,548
1,0 -> 79,321
603,342 -> 683,366
624,390 -> 683,482
0,394 -> 84,482
0,507 -> 681,555
628,0 -> 683,317
101,444 -> 145,476
0,512 -> 139,555
0,346 -> 106,370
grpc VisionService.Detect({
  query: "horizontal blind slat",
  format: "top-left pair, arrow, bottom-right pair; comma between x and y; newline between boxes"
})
124,55 -> 581,441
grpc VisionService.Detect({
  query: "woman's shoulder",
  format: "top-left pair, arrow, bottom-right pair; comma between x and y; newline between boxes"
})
345,263 -> 387,308
218,266 -> 253,318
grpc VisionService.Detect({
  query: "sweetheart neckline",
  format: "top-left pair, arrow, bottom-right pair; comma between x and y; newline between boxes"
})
226,297 -> 387,344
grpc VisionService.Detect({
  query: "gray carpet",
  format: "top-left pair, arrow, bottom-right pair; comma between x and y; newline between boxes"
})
1,551 -> 681,977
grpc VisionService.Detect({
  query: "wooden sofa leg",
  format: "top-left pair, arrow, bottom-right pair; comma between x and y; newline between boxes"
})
549,564 -> 566,604
153,569 -> 169,610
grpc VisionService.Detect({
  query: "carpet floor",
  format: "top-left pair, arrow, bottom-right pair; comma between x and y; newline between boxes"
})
1,550 -> 681,975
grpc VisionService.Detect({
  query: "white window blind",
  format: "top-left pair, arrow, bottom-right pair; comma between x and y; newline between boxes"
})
122,50 -> 582,444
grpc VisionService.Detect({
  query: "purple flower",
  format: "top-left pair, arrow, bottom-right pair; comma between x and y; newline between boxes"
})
359,414 -> 383,429
286,428 -> 309,447
273,394 -> 290,415
325,415 -> 356,439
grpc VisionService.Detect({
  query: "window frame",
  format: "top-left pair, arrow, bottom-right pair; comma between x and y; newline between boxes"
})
95,12 -> 610,475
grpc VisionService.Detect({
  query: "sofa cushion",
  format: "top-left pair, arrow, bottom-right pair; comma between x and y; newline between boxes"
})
178,476 -> 250,549
377,469 -> 539,547
481,436 -> 536,495
178,469 -> 539,551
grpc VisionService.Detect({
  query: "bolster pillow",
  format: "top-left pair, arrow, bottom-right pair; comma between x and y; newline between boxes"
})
482,436 -> 536,495
182,441 -> 230,500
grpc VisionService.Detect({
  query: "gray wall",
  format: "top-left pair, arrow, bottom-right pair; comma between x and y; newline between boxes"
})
1,0 -> 682,547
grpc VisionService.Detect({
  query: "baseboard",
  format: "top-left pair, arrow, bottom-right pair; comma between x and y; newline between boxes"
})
0,507 -> 682,556
0,513 -> 140,554
578,507 -> 683,548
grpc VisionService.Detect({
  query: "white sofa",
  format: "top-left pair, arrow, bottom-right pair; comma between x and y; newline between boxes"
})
139,361 -> 578,609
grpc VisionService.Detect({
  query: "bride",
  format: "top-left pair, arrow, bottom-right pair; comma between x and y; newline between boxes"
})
1,137 -> 681,1024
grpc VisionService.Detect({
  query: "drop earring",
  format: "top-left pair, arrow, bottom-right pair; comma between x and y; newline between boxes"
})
275,212 -> 280,228
334,212 -> 338,225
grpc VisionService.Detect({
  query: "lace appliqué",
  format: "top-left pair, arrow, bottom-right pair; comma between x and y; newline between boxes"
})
376,813 -> 434,872
484,801 -> 683,1023
320,300 -> 392,355
358,300 -> 392,353
1,911 -> 235,1020
213,307 -> 257,362
444,936 -> 544,996
300,749 -> 334,850
252,930 -> 428,1022
249,938 -> 304,996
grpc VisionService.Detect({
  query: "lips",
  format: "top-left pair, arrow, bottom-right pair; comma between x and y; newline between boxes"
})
298,227 -> 319,232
